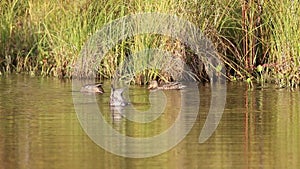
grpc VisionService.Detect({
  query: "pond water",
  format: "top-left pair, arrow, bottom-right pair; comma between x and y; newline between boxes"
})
0,75 -> 299,169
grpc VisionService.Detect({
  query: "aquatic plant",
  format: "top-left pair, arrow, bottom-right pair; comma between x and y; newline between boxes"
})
263,0 -> 300,88
0,0 -> 299,87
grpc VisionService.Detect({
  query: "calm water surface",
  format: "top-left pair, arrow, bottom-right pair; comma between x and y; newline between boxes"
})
0,75 -> 299,169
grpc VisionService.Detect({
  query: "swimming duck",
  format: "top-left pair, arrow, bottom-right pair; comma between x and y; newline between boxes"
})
80,83 -> 104,93
110,86 -> 129,106
147,80 -> 186,90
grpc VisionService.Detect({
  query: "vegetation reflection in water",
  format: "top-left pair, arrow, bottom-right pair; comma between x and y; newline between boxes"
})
0,76 -> 299,169
100,85 -> 182,138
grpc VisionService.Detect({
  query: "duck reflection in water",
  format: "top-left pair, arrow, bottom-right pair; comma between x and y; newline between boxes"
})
110,85 -> 129,120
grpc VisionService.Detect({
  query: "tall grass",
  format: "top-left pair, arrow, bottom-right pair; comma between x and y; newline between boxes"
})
0,0 -> 299,87
263,0 -> 300,87
1,0 -> 128,77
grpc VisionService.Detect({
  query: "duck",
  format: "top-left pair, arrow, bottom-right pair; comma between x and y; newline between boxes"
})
147,80 -> 186,90
110,86 -> 129,106
80,83 -> 104,93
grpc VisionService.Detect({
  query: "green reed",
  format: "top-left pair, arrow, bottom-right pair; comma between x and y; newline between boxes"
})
263,0 -> 300,87
0,0 -> 299,87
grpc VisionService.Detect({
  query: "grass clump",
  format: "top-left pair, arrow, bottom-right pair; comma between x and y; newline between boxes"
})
0,0 -> 299,87
263,0 -> 300,87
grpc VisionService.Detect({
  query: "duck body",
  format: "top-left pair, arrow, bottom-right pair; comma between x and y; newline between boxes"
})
80,83 -> 104,93
148,80 -> 186,90
110,87 -> 129,106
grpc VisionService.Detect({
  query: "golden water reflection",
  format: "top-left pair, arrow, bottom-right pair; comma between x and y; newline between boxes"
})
0,76 -> 299,169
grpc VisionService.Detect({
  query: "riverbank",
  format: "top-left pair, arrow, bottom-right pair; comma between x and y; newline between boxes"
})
0,0 -> 299,87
